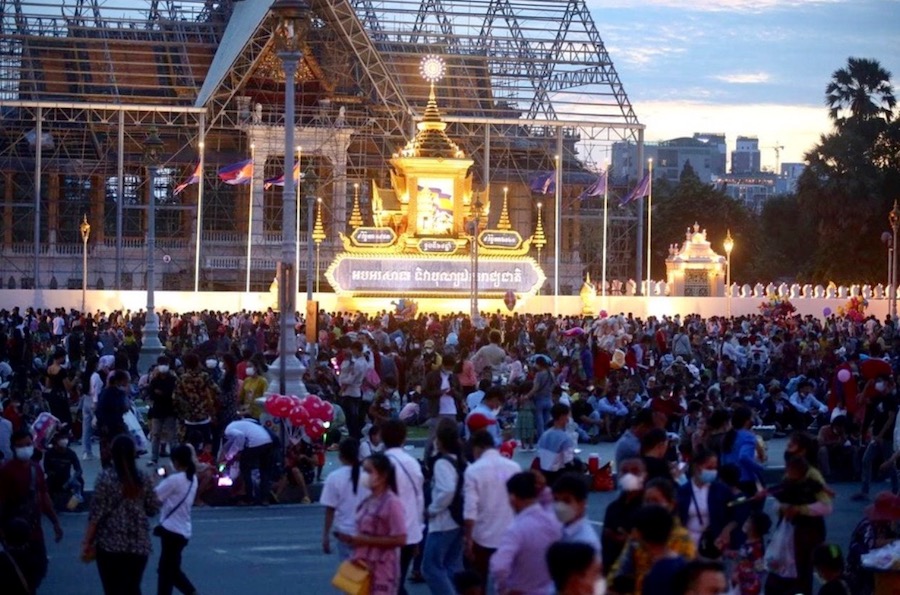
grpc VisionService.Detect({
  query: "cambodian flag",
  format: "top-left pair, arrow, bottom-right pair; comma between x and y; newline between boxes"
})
173,162 -> 201,195
620,172 -> 650,205
578,170 -> 607,201
217,159 -> 254,185
263,161 -> 302,190
529,172 -> 556,195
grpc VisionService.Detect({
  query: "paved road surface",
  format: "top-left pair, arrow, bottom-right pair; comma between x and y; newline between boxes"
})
43,475 -> 875,594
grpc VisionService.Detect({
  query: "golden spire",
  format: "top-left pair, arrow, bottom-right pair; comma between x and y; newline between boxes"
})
498,186 -> 511,230
312,198 -> 326,244
349,183 -> 363,229
533,202 -> 547,251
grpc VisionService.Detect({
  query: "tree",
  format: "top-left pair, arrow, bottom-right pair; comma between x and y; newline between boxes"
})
826,57 -> 896,127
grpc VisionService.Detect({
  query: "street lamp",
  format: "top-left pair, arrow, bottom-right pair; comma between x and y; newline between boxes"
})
723,229 -> 734,318
137,126 -> 165,374
890,201 -> 900,319
312,197 -> 326,292
79,214 -> 90,313
304,167 -> 318,301
269,0 -> 311,396
471,198 -> 483,318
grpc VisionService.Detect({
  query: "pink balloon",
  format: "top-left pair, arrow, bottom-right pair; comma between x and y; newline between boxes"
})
264,396 -> 281,416
273,395 -> 294,418
305,418 -> 326,440
318,401 -> 334,423
837,369 -> 851,383
301,395 -> 322,413
288,405 -> 310,427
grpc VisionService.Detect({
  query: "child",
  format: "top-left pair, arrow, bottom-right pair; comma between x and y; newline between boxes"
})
516,387 -> 537,452
729,511 -> 772,595
359,423 -> 384,458
768,456 -> 823,508
813,544 -> 850,595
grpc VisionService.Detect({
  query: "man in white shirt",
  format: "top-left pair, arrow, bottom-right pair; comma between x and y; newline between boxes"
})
789,380 -> 828,428
551,474 -> 602,557
221,419 -> 274,506
466,379 -> 490,413
464,429 -> 520,589
339,341 -> 367,439
382,420 -> 425,595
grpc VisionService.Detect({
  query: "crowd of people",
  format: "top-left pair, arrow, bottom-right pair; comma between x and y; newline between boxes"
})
0,305 -> 899,594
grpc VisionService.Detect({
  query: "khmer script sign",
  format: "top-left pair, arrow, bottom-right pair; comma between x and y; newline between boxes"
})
418,239 -> 457,253
350,227 -> 397,247
327,255 -> 545,296
478,230 -> 523,250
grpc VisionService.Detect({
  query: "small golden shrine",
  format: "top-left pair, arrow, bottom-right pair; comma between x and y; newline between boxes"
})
326,56 -> 545,298
665,222 -> 726,297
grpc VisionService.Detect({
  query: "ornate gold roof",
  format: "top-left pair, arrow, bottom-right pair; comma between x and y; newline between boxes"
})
398,84 -> 465,160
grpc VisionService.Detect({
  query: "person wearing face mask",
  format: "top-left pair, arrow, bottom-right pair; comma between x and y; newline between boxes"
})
173,353 -> 219,451
203,356 -> 221,384
238,355 -> 268,419
553,474 -> 602,557
603,458 -> 647,571
0,430 -> 64,594
854,375 -> 898,501
719,407 -> 766,501
42,429 -> 84,510
546,542 -> 605,595
147,356 -> 178,468
676,449 -> 735,559
490,472 -> 563,595
464,387 -> 503,445
95,370 -> 132,468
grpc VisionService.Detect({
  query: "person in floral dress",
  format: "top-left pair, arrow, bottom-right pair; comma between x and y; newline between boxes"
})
335,452 -> 407,594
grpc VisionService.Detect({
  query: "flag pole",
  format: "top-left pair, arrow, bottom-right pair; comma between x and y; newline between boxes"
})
295,146 -> 302,298
601,160 -> 609,298
194,122 -> 205,292
246,143 -> 255,293
645,158 -> 654,292
554,131 -> 562,300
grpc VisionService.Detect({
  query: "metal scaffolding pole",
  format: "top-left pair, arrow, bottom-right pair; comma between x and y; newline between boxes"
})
635,128 -> 645,295
194,112 -> 206,292
116,110 -> 124,289
32,106 -> 41,287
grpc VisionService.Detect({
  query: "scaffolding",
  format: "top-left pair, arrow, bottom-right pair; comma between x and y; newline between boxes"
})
0,0 -> 643,295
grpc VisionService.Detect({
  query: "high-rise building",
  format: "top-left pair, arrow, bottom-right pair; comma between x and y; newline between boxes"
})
692,133 -> 727,176
611,133 -> 725,184
731,136 -> 761,174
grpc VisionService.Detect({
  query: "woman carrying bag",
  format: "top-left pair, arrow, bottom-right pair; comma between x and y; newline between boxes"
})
81,435 -> 160,595
154,444 -> 199,595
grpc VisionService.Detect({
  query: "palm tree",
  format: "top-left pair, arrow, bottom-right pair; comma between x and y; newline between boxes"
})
825,57 -> 896,125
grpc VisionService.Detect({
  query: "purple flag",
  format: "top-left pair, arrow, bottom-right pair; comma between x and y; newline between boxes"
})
578,171 -> 607,200
620,172 -> 650,205
530,172 -> 556,195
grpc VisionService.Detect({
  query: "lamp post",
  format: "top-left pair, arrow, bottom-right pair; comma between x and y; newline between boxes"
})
79,214 -> 90,313
471,198 -> 483,318
270,0 -> 310,396
890,201 -> 900,320
312,197 -> 326,292
304,168 -> 318,301
138,126 -> 165,374
723,229 -> 734,319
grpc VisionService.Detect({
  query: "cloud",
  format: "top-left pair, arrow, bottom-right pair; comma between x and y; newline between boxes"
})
587,0 -> 844,13
712,72 -> 772,84
634,100 -> 831,167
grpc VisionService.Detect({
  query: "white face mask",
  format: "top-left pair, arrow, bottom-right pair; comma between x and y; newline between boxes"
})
57,439 -> 69,448
594,577 -> 608,595
552,501 -> 578,524
246,367 -> 256,377
618,473 -> 643,492
219,362 -> 226,371
359,473 -> 373,490
157,365 -> 170,374
876,381 -> 886,393
206,359 -> 218,369
15,446 -> 34,461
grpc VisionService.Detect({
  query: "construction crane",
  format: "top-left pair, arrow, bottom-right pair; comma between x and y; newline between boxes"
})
768,142 -> 785,175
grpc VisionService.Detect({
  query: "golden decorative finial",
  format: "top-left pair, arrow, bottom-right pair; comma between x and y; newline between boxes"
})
498,186 -> 511,230
349,183 -> 363,229
312,197 -> 326,244
533,202 -> 547,251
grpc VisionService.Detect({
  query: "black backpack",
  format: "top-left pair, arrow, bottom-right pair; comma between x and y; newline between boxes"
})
436,454 -> 466,526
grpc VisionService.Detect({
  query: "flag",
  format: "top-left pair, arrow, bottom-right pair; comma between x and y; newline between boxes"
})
173,162 -> 201,195
217,159 -> 254,185
578,171 -> 607,200
263,161 -> 302,190
620,172 -> 650,205
530,172 -> 556,195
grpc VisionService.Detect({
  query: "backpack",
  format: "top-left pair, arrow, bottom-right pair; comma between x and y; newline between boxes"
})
436,454 -> 466,526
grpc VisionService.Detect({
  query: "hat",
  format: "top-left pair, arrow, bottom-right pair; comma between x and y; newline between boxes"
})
767,379 -> 782,390
98,355 -> 116,370
424,339 -> 435,350
864,491 -> 900,522
722,376 -> 737,386
466,412 -> 497,433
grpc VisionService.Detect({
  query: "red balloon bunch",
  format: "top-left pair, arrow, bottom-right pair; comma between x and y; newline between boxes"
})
264,393 -> 335,442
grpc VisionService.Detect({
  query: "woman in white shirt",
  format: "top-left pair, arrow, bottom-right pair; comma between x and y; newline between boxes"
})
321,438 -> 369,560
154,444 -> 199,595
422,417 -> 466,595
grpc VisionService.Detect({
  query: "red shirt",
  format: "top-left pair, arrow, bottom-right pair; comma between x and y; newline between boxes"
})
0,460 -> 49,542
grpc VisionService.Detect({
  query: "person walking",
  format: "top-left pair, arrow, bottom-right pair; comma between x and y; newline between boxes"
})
81,435 -> 160,595
95,370 -> 131,468
463,429 -> 521,588
173,353 -> 218,451
321,438 -> 369,560
339,341 -> 367,439
154,444 -> 199,595
334,453 -> 407,594
147,356 -> 178,468
422,417 -> 467,595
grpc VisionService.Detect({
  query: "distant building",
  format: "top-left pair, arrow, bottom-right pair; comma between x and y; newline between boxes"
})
715,172 -> 778,214
780,162 -> 806,193
731,136 -> 761,174
611,133 -> 726,184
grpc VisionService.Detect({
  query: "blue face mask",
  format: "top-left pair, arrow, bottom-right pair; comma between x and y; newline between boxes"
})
699,469 -> 718,484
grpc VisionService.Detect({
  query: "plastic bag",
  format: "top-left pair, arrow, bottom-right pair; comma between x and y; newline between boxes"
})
123,409 -> 149,453
764,519 -> 797,578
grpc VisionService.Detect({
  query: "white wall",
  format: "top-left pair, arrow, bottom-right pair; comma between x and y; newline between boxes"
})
0,289 -> 889,320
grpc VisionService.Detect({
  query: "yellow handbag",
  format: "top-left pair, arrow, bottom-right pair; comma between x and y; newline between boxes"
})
331,560 -> 371,595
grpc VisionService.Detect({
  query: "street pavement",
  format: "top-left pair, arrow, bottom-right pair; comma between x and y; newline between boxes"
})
42,438 -> 876,594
